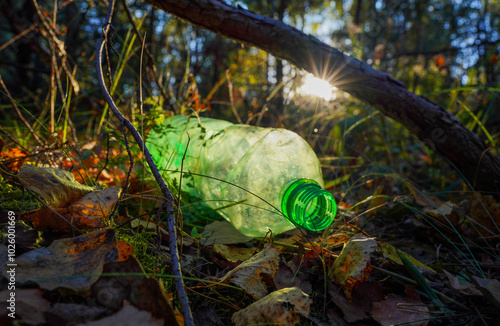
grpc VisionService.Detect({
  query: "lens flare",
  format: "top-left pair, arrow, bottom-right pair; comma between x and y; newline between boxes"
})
298,73 -> 337,101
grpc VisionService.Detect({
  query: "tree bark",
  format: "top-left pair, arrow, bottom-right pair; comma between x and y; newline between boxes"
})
145,0 -> 500,194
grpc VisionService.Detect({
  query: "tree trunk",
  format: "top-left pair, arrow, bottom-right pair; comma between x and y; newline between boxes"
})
145,0 -> 500,194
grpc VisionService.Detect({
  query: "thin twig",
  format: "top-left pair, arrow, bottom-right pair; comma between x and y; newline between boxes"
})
225,69 -> 243,124
107,123 -> 134,222
0,75 -> 44,145
95,1 -> 194,324
94,133 -> 110,183
0,22 -> 38,52
30,0 -> 80,94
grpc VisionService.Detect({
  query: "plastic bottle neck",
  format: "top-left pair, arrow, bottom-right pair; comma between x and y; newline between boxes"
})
281,179 -> 337,231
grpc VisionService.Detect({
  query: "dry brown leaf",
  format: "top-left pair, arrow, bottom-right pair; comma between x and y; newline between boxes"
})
90,256 -> 179,325
274,263 -> 312,295
232,287 -> 311,326
4,229 -> 117,292
29,206 -> 86,230
329,235 -> 377,299
424,201 -> 459,225
68,187 -> 121,222
471,275 -> 500,308
0,289 -> 50,325
371,286 -> 430,326
328,282 -> 370,323
442,270 -> 482,296
214,244 -> 256,262
406,182 -> 443,207
79,304 -> 163,326
201,220 -> 253,245
323,232 -> 351,246
351,281 -> 384,313
17,164 -> 95,208
218,242 -> 280,299
23,187 -> 121,230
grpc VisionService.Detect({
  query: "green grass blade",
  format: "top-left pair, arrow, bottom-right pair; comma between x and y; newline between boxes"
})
396,249 -> 447,311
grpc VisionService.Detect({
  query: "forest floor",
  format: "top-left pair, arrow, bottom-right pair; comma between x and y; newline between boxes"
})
0,134 -> 499,326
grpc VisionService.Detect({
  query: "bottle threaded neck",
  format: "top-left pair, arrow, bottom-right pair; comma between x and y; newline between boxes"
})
281,179 -> 337,231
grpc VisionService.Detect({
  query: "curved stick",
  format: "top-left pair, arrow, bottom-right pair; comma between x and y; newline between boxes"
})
95,1 -> 194,324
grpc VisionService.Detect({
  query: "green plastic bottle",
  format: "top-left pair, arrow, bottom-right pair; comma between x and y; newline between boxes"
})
147,115 -> 336,237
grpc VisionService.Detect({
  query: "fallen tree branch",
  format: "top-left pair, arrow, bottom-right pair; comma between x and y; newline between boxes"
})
95,1 -> 194,324
146,0 -> 500,195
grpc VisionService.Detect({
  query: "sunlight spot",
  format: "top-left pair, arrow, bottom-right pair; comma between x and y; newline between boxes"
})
298,73 -> 337,101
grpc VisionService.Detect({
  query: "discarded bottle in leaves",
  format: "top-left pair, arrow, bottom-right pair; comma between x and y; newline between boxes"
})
146,115 -> 337,237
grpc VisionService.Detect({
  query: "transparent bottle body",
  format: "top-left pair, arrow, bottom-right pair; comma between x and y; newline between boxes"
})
147,115 -> 333,237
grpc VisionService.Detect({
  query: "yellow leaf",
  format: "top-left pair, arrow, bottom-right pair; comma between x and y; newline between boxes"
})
214,244 -> 256,263
201,220 -> 253,245
379,242 -> 436,274
218,242 -> 279,299
17,164 -> 95,208
68,187 -> 121,221
232,287 -> 311,326
329,235 -> 377,299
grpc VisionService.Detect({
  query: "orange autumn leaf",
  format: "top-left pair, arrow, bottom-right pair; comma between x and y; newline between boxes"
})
71,167 -> 91,184
1,147 -> 28,172
23,187 -> 121,231
68,186 -> 121,221
83,154 -> 100,167
117,240 -> 134,262
5,229 -> 117,292
435,55 -> 446,68
31,207 -> 77,230
338,201 -> 353,210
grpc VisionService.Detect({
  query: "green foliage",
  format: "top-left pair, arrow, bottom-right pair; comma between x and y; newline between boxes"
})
0,175 -> 40,212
